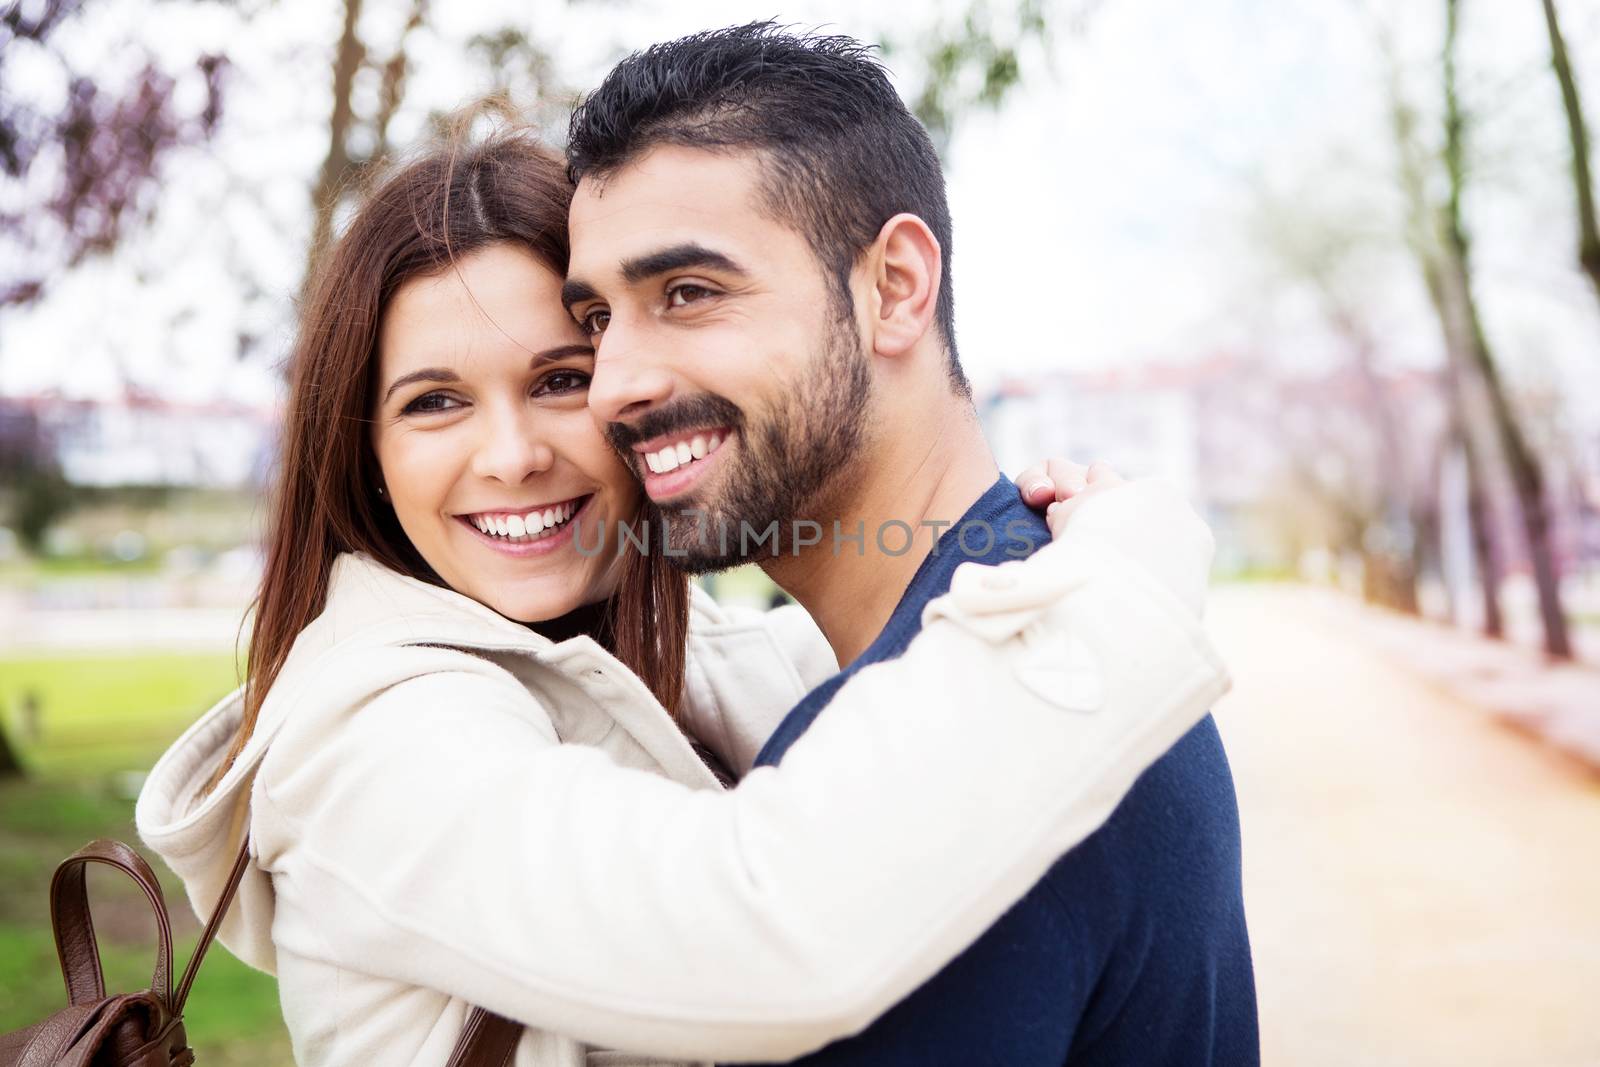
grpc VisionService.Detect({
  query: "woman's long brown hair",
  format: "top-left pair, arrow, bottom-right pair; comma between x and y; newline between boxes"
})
204,116 -> 690,796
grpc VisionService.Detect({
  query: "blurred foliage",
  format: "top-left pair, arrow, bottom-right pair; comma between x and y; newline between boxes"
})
0,0 -> 228,306
6,463 -> 74,551
0,412 -> 74,548
884,0 -> 1103,155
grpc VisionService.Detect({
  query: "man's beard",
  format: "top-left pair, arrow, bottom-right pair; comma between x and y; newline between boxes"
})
605,314 -> 873,574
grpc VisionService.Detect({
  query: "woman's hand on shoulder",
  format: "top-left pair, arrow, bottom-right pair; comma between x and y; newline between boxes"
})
1014,458 -> 1128,540
1012,458 -> 1212,617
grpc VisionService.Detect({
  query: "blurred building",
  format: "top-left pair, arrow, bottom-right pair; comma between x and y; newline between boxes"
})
980,355 -> 1288,575
980,355 -> 1600,592
0,392 -> 275,489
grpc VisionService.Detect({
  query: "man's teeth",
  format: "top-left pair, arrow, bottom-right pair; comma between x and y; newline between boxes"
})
644,432 -> 724,474
470,500 -> 579,542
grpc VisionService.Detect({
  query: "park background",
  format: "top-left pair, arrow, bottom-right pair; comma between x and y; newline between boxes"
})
4,0 -> 1600,1063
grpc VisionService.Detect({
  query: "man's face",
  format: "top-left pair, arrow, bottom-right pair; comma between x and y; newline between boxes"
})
564,145 -> 874,572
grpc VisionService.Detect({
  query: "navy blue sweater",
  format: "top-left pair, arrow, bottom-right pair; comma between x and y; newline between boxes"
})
740,478 -> 1258,1066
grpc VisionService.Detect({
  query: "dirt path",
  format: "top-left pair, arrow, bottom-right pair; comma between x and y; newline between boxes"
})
1207,585 -> 1600,1067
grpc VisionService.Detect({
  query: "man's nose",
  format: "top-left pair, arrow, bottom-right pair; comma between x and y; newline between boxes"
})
587,324 -> 676,426
470,404 -> 555,485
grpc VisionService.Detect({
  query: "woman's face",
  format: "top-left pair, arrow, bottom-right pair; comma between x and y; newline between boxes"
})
372,242 -> 636,623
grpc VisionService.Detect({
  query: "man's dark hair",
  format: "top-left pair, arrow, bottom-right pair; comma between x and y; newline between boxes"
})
566,21 -> 970,397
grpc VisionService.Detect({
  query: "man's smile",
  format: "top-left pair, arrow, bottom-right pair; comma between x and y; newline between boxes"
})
632,427 -> 734,501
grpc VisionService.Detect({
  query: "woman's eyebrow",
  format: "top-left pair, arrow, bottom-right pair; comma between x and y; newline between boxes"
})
533,344 -> 596,365
383,368 -> 459,404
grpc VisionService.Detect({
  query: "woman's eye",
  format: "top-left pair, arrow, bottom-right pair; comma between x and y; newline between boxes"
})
535,370 -> 592,396
581,309 -> 610,337
667,284 -> 714,308
402,392 -> 462,415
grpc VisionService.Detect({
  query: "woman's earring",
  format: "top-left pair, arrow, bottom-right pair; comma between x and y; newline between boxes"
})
377,485 -> 386,498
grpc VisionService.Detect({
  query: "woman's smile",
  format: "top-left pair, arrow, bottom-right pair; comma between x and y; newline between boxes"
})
454,494 -> 593,556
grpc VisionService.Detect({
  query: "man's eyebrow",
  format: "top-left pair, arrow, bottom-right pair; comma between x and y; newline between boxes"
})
560,244 -> 745,313
560,279 -> 598,313
381,346 -> 592,404
621,243 -> 746,284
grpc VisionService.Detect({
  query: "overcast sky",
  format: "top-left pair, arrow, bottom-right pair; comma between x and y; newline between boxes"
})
4,0 -> 1599,428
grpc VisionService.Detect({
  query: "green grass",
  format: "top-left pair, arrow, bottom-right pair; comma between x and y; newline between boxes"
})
0,651 -> 242,777
1213,565 -> 1299,584
0,555 -> 166,580
0,652 -> 291,1063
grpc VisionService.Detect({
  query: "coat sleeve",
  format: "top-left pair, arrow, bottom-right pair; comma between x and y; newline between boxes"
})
710,478 -> 1212,688
253,493 -> 1229,1062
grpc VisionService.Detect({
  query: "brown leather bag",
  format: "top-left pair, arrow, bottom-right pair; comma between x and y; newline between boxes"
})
0,836 -> 522,1066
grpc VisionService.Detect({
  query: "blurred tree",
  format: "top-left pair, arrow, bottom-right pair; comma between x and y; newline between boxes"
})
1440,0 -> 1570,658
303,4 -> 580,286
304,0 -> 430,282
10,462 -> 74,551
1251,188 -> 1427,613
464,25 -> 577,137
0,0 -> 227,307
0,713 -> 21,778
1540,0 -> 1600,311
0,405 -> 73,550
1385,56 -> 1507,637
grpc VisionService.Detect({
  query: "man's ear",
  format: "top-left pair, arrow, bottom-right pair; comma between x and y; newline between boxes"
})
868,213 -> 942,360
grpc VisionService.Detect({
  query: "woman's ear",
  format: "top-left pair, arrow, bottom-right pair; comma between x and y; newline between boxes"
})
868,213 -> 942,360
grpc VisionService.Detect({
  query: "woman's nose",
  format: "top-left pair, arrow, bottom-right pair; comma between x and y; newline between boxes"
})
469,407 -> 555,485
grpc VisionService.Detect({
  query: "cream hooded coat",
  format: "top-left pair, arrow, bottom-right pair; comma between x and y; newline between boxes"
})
136,481 -> 1231,1067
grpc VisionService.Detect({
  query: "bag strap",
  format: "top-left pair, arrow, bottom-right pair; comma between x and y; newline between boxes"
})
50,840 -> 175,1009
446,1007 -> 522,1067
170,833 -> 253,1017
173,835 -> 523,1065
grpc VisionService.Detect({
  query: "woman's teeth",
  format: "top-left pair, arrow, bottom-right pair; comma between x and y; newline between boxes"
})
469,499 -> 579,543
644,431 -> 724,474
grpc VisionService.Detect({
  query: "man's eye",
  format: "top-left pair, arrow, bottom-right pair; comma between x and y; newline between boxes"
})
581,309 -> 610,336
402,392 -> 463,415
667,284 -> 714,307
535,370 -> 592,396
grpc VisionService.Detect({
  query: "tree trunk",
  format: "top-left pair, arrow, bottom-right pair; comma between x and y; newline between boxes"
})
1541,0 -> 1600,309
305,0 -> 365,286
1444,0 -> 1571,658
1413,440 -> 1444,617
0,716 -> 24,779
372,0 -> 428,154
1330,304 -> 1421,614
1462,430 -> 1504,638
1385,42 -> 1506,639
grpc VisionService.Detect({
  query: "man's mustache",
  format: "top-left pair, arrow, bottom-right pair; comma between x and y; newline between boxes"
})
605,393 -> 745,455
